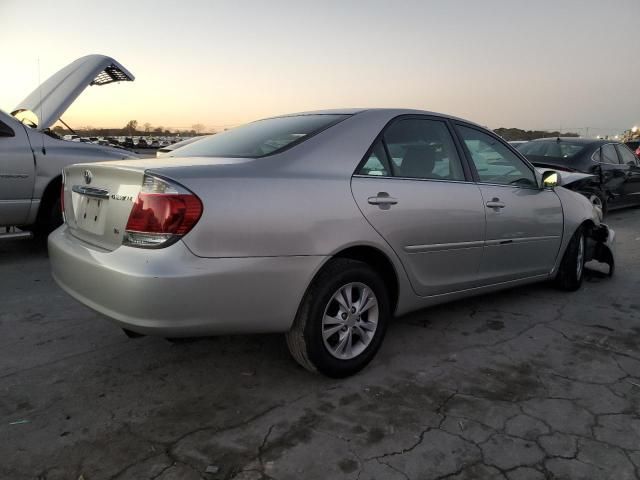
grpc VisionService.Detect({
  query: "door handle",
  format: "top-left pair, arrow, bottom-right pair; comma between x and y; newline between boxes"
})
368,192 -> 398,206
486,198 -> 505,209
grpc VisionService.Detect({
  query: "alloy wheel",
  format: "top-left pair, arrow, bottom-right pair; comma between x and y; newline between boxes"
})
321,282 -> 379,360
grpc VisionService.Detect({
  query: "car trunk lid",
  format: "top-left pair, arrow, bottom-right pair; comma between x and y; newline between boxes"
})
62,156 -> 252,251
63,163 -> 145,251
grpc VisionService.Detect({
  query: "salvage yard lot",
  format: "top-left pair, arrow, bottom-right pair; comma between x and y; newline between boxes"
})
1,209 -> 640,480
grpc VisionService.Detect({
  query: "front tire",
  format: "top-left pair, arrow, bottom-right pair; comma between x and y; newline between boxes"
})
555,226 -> 586,291
286,258 -> 390,378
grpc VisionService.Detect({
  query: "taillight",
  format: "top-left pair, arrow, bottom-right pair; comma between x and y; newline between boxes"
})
123,174 -> 203,248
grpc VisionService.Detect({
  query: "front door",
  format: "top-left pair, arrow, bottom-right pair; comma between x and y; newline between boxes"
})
351,116 -> 486,297
0,115 -> 35,226
455,123 -> 563,284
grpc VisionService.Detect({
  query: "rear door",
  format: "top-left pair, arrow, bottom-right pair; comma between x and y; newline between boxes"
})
0,115 -> 35,226
615,144 -> 640,206
351,116 -> 486,296
597,143 -> 627,206
454,123 -> 563,284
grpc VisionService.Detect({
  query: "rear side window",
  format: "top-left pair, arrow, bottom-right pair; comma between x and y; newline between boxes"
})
616,144 -> 639,166
601,144 -> 619,164
518,141 -> 585,159
170,114 -> 349,158
458,125 -> 537,188
360,141 -> 391,176
358,118 -> 465,181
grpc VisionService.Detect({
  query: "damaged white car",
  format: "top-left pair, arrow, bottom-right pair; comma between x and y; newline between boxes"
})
0,54 -> 138,239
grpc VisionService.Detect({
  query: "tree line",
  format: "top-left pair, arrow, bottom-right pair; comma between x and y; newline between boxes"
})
494,127 -> 579,142
52,120 -> 215,137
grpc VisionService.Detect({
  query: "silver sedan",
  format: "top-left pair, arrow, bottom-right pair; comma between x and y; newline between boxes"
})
49,109 -> 615,377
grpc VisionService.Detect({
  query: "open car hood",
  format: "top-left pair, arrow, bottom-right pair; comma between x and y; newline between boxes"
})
12,54 -> 134,131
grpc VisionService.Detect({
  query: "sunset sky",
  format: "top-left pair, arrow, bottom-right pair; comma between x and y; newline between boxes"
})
2,0 -> 639,136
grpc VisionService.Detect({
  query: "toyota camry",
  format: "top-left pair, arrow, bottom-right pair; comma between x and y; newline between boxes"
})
49,109 -> 615,377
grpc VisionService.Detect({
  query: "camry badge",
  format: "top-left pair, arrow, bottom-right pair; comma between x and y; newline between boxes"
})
83,169 -> 93,185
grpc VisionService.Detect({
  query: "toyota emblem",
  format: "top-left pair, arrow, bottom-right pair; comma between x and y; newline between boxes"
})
83,169 -> 93,185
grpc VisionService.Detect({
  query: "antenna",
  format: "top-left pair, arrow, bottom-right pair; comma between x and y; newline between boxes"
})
38,57 -> 46,155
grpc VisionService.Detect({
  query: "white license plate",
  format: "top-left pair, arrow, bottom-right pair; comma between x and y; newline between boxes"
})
76,196 -> 107,234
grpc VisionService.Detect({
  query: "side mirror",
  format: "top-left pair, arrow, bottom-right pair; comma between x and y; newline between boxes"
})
541,170 -> 560,188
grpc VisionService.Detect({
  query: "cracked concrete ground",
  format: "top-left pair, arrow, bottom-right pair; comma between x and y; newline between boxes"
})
1,208 -> 640,480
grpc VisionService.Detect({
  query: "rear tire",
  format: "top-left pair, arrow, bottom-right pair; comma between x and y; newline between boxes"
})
555,226 -> 586,291
286,258 -> 390,378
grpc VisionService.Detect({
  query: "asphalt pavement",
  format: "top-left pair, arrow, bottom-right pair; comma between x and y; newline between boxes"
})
1,208 -> 639,479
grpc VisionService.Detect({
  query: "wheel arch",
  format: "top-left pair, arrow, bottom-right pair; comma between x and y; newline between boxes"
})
324,244 -> 400,313
37,174 -> 62,220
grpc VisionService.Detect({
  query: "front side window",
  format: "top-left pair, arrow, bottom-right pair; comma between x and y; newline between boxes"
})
616,144 -> 638,166
458,125 -> 536,188
170,114 -> 349,158
601,144 -> 619,164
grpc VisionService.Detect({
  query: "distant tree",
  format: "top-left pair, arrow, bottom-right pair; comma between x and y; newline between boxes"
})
143,122 -> 152,133
192,123 -> 205,134
153,126 -> 163,134
52,125 -> 65,133
124,120 -> 138,135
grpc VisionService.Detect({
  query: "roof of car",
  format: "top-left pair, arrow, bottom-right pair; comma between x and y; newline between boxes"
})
269,108 -> 483,127
530,137 -> 613,145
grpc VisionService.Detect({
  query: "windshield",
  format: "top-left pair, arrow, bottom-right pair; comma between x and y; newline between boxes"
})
517,141 -> 586,160
170,114 -> 350,158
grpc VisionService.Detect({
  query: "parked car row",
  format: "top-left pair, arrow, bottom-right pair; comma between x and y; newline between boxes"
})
62,134 -> 192,150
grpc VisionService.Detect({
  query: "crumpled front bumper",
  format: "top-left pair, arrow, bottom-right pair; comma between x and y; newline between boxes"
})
588,223 -> 615,276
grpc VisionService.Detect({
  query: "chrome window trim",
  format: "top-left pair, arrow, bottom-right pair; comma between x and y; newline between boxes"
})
352,174 -> 474,185
352,174 -> 543,191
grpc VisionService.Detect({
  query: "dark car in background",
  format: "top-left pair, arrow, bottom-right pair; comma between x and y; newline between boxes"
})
518,138 -> 640,214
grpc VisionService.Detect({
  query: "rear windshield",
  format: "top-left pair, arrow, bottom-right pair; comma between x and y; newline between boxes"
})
169,114 -> 350,158
518,141 -> 586,160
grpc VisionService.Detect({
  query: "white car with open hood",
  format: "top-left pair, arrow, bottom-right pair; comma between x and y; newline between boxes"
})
0,54 -> 138,239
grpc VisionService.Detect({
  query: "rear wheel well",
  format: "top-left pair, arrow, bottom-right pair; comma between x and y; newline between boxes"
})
34,176 -> 62,235
37,176 -> 62,220
333,246 -> 399,313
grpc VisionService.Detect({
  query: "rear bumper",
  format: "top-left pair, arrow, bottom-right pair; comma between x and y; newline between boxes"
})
49,226 -> 326,336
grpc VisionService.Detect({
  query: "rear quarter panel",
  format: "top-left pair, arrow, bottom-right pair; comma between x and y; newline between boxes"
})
151,110 -> 418,314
